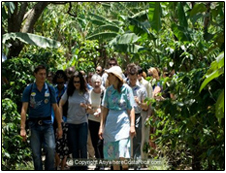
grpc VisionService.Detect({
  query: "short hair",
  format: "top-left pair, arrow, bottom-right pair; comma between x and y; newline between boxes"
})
52,70 -> 68,84
91,73 -> 102,85
108,57 -> 118,65
65,66 -> 75,75
86,72 -> 94,80
34,65 -> 46,73
127,63 -> 138,75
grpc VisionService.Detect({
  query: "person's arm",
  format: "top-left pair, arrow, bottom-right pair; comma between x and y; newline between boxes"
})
127,86 -> 136,137
138,100 -> 148,111
52,103 -> 62,138
153,86 -> 161,97
135,96 -> 149,111
98,106 -> 108,139
140,88 -> 149,111
59,98 -> 66,119
20,102 -> 28,142
129,108 -> 136,138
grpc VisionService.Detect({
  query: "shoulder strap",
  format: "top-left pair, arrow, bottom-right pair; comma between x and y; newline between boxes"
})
29,83 -> 34,97
47,84 -> 52,98
28,83 -> 34,109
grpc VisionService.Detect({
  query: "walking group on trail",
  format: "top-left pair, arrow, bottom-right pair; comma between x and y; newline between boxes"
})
20,58 -> 175,170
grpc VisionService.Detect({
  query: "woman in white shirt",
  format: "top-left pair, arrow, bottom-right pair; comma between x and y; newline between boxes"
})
87,74 -> 105,170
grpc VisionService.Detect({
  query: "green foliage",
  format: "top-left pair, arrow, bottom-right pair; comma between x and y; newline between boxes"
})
2,2 -> 15,21
2,32 -> 61,49
150,68 -> 224,170
148,157 -> 170,170
149,2 -> 162,32
199,52 -> 224,124
199,52 -> 224,92
2,58 -> 35,106
15,161 -> 34,170
75,39 -> 100,72
2,98 -> 32,170
1,2 -> 224,170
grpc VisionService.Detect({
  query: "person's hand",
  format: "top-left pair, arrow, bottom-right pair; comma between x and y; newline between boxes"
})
57,127 -> 63,139
20,129 -> 27,142
94,108 -> 101,118
98,127 -> 103,140
80,102 -> 88,109
130,125 -> 136,138
134,96 -> 140,104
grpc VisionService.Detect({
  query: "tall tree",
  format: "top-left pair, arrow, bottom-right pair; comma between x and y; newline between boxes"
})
2,2 -> 74,59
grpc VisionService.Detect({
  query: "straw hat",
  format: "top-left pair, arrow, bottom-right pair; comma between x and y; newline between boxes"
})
105,66 -> 123,82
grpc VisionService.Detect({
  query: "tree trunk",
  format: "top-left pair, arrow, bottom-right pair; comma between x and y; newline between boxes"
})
21,2 -> 49,33
7,2 -> 49,59
204,2 -> 211,35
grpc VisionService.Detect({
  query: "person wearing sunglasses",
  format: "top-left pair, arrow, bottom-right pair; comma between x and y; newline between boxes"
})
65,66 -> 75,84
59,71 -> 90,170
101,57 -> 118,87
52,70 -> 69,170
96,66 -> 103,76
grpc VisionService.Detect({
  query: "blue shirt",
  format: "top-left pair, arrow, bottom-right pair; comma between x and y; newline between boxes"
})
22,82 -> 57,124
102,84 -> 135,111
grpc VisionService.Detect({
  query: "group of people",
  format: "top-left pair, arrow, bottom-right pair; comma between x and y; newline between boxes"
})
20,58 -> 173,170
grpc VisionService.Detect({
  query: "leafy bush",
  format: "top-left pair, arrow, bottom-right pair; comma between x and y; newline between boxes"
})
149,67 -> 224,170
2,98 -> 32,170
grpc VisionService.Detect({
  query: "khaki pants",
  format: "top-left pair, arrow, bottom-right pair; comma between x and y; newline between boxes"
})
141,111 -> 150,160
87,129 -> 95,159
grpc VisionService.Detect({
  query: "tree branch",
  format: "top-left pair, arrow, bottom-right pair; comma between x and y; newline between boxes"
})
49,2 -> 68,5
67,2 -> 77,18
8,2 -> 20,32
204,2 -> 211,34
21,2 -> 49,33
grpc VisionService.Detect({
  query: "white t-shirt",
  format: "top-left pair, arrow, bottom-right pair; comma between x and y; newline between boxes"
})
88,89 -> 104,122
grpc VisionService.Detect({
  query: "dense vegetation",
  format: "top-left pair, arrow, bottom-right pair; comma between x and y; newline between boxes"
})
2,2 -> 224,170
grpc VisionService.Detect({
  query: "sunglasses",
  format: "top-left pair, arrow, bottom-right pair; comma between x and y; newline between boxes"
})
109,63 -> 116,66
74,81 -> 80,84
164,73 -> 169,76
147,73 -> 153,77
96,69 -> 101,72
